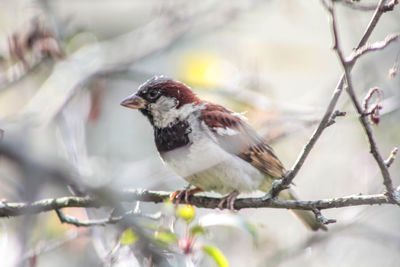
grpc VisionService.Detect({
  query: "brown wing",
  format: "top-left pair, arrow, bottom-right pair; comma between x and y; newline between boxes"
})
200,103 -> 285,178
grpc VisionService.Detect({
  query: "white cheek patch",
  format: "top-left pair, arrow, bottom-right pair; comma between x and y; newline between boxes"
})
154,96 -> 177,112
150,99 -> 201,128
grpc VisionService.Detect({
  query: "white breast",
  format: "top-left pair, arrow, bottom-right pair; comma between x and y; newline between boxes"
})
160,112 -> 268,194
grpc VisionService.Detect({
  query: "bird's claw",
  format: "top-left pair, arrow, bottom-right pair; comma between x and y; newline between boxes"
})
218,191 -> 239,211
170,187 -> 202,206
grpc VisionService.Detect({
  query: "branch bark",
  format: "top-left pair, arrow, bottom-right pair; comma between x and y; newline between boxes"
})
0,190 -> 395,219
348,34 -> 400,63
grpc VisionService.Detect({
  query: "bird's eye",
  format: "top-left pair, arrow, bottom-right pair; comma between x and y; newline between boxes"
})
147,90 -> 159,99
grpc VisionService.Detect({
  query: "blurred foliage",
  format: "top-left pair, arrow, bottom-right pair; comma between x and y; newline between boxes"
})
120,228 -> 139,245
178,52 -> 235,89
202,245 -> 229,267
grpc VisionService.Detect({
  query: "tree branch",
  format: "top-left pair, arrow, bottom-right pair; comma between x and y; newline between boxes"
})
324,0 -> 400,204
0,189 -> 396,219
348,34 -> 400,63
334,0 -> 398,12
312,208 -> 337,225
326,110 -> 346,127
385,147 -> 398,168
269,0 -> 395,197
55,209 -> 130,227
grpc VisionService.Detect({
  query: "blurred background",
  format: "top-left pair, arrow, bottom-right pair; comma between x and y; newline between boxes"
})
0,0 -> 399,266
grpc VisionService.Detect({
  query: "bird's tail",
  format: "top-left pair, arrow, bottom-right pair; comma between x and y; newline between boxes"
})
280,189 -> 328,231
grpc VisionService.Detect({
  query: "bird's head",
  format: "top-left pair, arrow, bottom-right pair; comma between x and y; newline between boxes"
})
121,76 -> 200,128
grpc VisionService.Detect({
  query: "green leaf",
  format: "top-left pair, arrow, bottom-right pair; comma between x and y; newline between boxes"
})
154,230 -> 178,245
176,205 -> 195,223
199,213 -> 257,244
190,225 -> 206,237
202,245 -> 229,267
120,228 -> 138,245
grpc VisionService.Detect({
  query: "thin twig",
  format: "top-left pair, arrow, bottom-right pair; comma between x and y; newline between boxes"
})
334,0 -> 398,12
312,208 -> 337,225
385,147 -> 398,168
55,209 -> 132,227
326,110 -> 347,127
269,0 -> 394,197
348,34 -> 400,63
324,0 -> 400,204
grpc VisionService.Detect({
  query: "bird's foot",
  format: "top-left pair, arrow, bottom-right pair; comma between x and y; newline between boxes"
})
218,191 -> 239,211
170,187 -> 202,205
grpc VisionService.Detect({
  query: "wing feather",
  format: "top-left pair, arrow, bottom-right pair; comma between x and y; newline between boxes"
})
200,103 -> 285,178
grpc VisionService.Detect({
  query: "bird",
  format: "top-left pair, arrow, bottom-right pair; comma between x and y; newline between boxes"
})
121,76 -> 327,231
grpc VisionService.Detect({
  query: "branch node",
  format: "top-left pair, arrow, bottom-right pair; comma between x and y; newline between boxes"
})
55,209 -> 75,224
348,34 -> 400,63
312,208 -> 337,225
267,176 -> 291,199
381,0 -> 399,12
326,110 -> 346,127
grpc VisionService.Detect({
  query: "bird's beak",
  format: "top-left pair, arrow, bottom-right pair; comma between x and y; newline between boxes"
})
120,94 -> 147,109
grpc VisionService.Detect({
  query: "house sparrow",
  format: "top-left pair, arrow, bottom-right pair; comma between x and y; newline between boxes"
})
121,76 -> 326,231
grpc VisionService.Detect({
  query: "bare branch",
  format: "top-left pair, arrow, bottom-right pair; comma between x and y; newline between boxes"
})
334,0 -> 398,12
324,0 -> 400,204
0,190 -> 396,219
348,34 -> 400,63
326,110 -> 346,127
55,209 -> 130,227
269,0 -> 394,198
